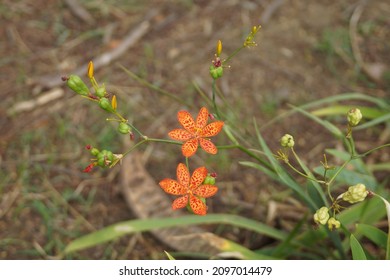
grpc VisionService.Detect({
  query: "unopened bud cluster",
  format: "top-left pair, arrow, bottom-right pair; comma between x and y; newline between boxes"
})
347,108 -> 362,127
341,183 -> 368,204
280,134 -> 294,148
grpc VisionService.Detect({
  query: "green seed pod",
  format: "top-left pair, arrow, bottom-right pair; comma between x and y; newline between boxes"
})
90,148 -> 99,156
209,65 -> 223,80
106,151 -> 114,162
97,156 -> 105,167
203,174 -> 216,185
66,75 -> 89,96
118,122 -> 132,134
96,87 -> 106,98
98,97 -> 114,113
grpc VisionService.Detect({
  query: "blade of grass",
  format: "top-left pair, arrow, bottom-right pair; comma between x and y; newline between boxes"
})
350,234 -> 367,260
64,214 -> 287,255
355,224 -> 387,249
253,119 -> 318,210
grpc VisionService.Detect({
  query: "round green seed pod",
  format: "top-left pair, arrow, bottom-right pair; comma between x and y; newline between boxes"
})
96,87 -> 106,98
90,148 -> 99,156
118,122 -> 132,134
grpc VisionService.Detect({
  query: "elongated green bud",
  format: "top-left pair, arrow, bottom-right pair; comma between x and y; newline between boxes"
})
98,97 -> 115,113
66,75 -> 89,96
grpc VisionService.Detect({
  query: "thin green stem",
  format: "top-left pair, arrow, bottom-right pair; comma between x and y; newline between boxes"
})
224,46 -> 245,64
327,158 -> 351,187
355,143 -> 390,158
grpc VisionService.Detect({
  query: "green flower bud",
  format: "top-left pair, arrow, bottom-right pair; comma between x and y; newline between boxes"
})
90,148 -> 99,156
209,65 -> 223,79
118,122 -> 132,134
66,75 -> 89,96
347,108 -> 362,127
327,217 -> 341,230
313,206 -> 329,225
203,174 -> 216,185
97,156 -> 105,167
280,134 -> 294,148
96,87 -> 106,98
98,97 -> 115,113
342,183 -> 368,204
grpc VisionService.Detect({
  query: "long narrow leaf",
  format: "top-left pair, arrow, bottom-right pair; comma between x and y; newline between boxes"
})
253,119 -> 318,210
350,234 -> 367,260
64,214 -> 287,255
355,224 -> 387,249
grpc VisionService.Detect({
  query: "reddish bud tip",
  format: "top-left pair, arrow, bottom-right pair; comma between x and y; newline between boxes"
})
208,113 -> 215,120
210,172 -> 217,178
85,144 -> 92,150
130,132 -> 135,141
83,163 -> 94,173
61,76 -> 69,81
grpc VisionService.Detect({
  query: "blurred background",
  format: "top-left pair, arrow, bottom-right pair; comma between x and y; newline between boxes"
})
0,0 -> 389,259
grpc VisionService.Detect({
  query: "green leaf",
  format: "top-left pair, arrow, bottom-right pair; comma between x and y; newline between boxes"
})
164,251 -> 176,260
311,105 -> 387,120
290,105 -> 343,138
355,224 -> 387,249
64,214 -> 287,256
350,234 -> 367,260
253,120 -> 318,210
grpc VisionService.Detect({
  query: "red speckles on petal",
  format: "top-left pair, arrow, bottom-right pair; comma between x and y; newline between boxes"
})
190,167 -> 208,190
201,121 -> 224,137
168,129 -> 193,141
196,107 -> 209,129
182,138 -> 199,157
172,195 -> 189,210
176,163 -> 190,187
189,195 -> 207,215
199,138 -> 218,155
177,111 -> 196,132
194,184 -> 218,198
159,178 -> 187,195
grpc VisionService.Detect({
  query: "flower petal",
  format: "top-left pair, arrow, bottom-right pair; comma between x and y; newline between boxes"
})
182,138 -> 198,157
196,107 -> 209,129
172,195 -> 189,210
176,163 -> 190,187
190,166 -> 208,190
177,110 -> 196,132
194,184 -> 218,198
189,195 -> 207,215
168,129 -> 193,141
159,179 -> 187,195
201,121 -> 224,137
199,138 -> 217,155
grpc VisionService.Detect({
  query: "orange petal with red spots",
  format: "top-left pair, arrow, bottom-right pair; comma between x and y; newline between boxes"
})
168,129 -> 193,141
199,138 -> 217,155
159,178 -> 187,195
177,110 -> 196,132
201,121 -> 224,137
190,166 -> 208,190
176,163 -> 190,187
196,107 -> 209,129
182,138 -> 198,157
189,195 -> 207,215
194,184 -> 218,198
172,195 -> 189,210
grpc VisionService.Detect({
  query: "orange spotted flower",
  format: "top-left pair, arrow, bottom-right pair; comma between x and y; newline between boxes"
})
168,107 -> 224,157
159,163 -> 218,215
